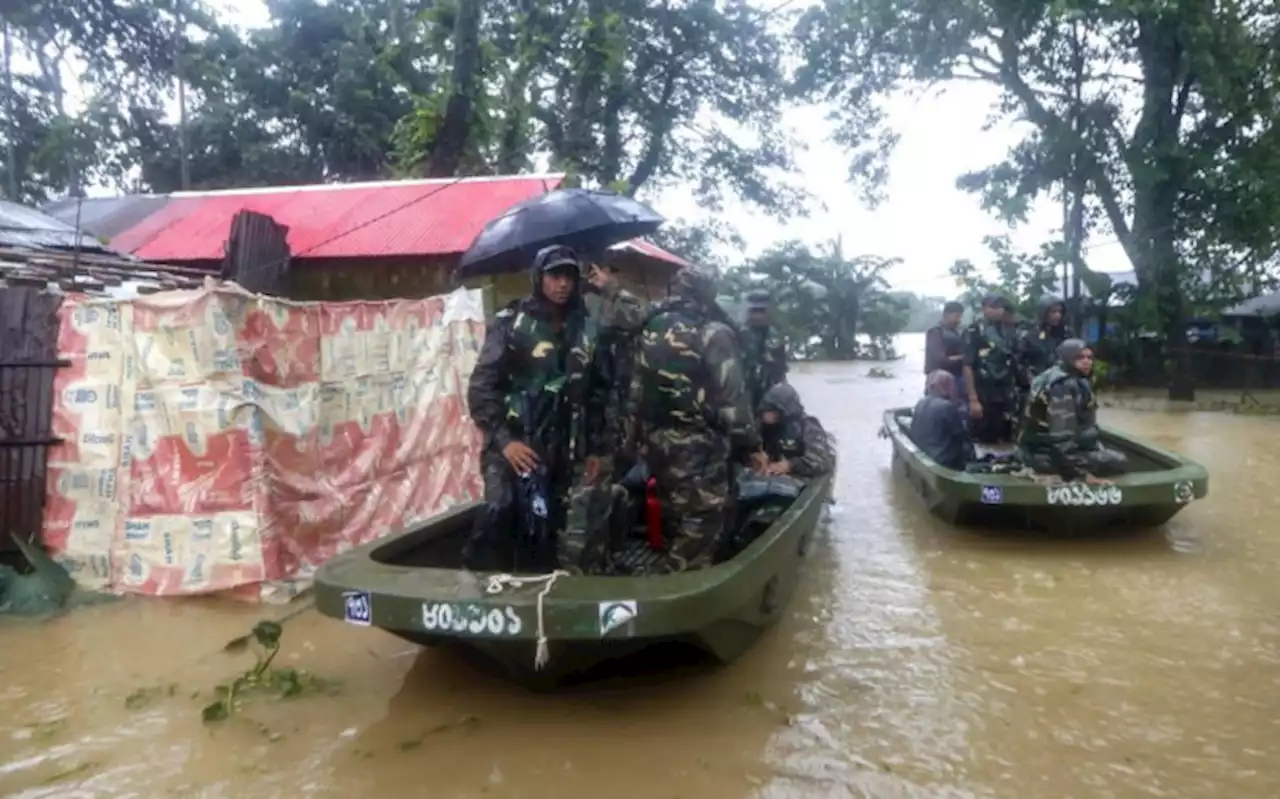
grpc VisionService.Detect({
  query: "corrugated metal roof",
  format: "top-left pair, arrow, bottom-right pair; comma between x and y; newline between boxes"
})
108,174 -> 566,261
43,195 -> 175,242
0,200 -> 114,252
612,238 -> 690,267
1224,292 -> 1280,317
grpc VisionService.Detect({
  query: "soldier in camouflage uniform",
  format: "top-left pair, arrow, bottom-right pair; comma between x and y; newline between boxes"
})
463,245 -> 610,574
1017,339 -> 1128,481
582,263 -> 649,469
741,290 -> 788,410
962,293 -> 1020,443
756,383 -> 836,479
627,267 -> 768,574
1017,295 -> 1074,384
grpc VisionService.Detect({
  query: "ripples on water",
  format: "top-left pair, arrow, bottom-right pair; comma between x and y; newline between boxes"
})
2,337 -> 1279,798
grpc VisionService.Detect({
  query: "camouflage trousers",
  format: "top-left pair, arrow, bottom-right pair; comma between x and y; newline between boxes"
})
641,427 -> 733,574
560,458 -> 618,575
1023,445 -> 1130,478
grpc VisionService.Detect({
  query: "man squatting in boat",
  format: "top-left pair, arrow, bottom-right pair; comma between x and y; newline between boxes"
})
1017,338 -> 1128,483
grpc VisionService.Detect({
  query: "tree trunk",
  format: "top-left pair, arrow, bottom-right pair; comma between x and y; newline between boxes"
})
1132,14 -> 1195,401
426,0 -> 483,178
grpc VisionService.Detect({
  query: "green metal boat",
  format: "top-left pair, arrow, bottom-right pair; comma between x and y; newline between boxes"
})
883,407 -> 1208,531
314,473 -> 831,687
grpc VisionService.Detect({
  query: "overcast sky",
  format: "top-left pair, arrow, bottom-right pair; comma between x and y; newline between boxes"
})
61,0 -> 1132,296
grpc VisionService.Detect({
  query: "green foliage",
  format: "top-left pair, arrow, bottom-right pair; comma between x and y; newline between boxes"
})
5,0 -> 808,232
201,620 -> 337,723
949,235 -> 1063,319
794,0 -> 1280,399
719,237 -> 907,360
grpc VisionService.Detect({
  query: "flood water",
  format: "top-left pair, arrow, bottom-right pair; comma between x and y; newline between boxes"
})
3,334 -> 1279,798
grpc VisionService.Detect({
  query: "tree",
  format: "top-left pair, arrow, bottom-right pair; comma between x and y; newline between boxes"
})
949,234 -> 1064,319
651,218 -> 746,270
895,292 -> 948,333
1,0 -> 205,201
794,0 -> 1280,399
724,238 -> 906,359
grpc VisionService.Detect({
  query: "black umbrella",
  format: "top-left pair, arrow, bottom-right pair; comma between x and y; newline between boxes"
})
455,188 -> 665,280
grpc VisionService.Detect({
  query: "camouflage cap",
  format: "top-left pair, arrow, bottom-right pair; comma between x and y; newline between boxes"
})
670,266 -> 719,304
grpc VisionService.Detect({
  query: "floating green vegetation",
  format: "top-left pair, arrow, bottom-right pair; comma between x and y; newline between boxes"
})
866,366 -> 895,379
201,620 -> 339,723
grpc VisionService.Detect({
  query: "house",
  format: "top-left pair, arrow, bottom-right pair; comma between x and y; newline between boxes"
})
42,174 -> 688,309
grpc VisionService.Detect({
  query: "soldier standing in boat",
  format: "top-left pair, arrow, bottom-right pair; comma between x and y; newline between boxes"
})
582,262 -> 649,470
628,266 -> 768,574
1017,295 -> 1074,384
924,300 -> 968,415
741,289 -> 788,410
463,245 -> 610,574
962,293 -> 1019,443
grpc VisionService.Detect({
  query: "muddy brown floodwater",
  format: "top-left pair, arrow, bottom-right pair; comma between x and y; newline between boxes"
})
3,336 -> 1280,798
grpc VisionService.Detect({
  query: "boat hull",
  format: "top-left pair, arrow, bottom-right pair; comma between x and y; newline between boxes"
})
884,408 -> 1208,533
314,474 -> 830,687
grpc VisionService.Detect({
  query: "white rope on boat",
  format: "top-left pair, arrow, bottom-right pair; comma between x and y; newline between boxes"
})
485,570 -> 570,670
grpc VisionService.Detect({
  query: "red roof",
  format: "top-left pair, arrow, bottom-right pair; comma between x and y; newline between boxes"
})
613,238 -> 690,267
111,175 -> 566,261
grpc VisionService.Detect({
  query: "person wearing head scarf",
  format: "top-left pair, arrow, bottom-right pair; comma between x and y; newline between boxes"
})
463,245 -> 610,574
910,369 -> 975,470
626,265 -> 767,574
1017,339 -> 1128,481
741,289 -> 789,410
756,383 -> 835,479
962,293 -> 1019,443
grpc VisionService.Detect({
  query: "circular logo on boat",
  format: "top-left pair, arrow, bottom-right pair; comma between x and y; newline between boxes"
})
598,600 -> 638,636
980,485 -> 1004,505
1173,481 -> 1195,505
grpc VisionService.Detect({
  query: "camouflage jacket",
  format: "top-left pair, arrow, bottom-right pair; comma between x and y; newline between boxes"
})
759,383 -> 835,478
741,325 -> 788,409
963,319 -> 1018,388
1017,364 -> 1099,461
467,297 -> 607,463
592,282 -> 649,451
1017,323 -> 1075,385
627,298 -> 760,453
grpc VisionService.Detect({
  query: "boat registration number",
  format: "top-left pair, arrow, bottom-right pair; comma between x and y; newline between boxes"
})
421,601 -> 523,636
1045,483 -> 1123,506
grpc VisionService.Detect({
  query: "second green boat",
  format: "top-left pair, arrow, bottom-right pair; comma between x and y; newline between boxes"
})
883,407 -> 1209,532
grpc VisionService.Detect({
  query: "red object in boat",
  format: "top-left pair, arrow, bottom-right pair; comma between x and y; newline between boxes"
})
644,476 -> 664,550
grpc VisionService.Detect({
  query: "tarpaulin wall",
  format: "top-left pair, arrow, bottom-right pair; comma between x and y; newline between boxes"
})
40,282 -> 485,602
